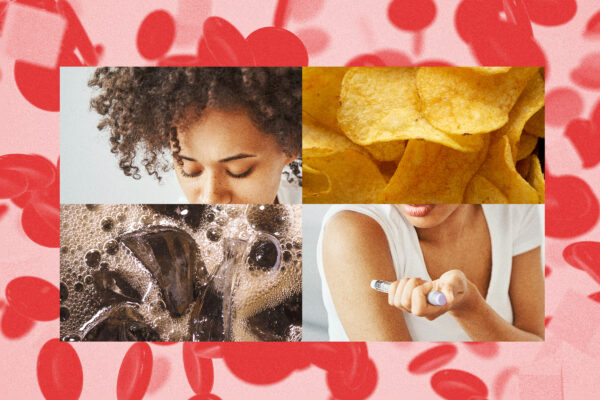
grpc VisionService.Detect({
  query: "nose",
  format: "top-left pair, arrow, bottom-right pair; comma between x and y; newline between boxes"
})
199,171 -> 231,204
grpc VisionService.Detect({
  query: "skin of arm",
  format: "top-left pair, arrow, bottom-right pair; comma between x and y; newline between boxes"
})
387,247 -> 545,341
322,211 -> 412,341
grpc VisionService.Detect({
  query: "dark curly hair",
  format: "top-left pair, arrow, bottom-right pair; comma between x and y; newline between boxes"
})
88,67 -> 302,184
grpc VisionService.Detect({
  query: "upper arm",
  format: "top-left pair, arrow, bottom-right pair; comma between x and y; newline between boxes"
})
509,246 -> 545,339
322,211 -> 412,341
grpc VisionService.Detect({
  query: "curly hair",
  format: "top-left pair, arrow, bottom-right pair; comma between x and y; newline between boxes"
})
88,67 -> 302,183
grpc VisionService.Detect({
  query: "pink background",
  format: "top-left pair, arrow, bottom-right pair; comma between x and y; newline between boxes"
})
1,0 -> 600,398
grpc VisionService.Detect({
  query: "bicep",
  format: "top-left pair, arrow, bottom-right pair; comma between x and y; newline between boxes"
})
509,246 -> 545,339
322,211 -> 412,341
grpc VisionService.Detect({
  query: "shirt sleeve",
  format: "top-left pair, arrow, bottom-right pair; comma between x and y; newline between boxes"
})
512,205 -> 543,256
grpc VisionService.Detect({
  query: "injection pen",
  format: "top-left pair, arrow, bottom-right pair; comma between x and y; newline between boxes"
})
370,280 -> 447,306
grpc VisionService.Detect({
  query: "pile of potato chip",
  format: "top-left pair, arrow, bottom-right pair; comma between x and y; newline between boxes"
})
302,67 -> 545,204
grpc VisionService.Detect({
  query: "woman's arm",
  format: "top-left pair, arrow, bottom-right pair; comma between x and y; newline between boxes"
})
387,247 -> 545,341
322,211 -> 412,341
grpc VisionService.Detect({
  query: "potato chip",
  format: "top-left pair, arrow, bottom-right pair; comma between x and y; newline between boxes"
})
527,154 -> 545,203
303,118 -> 363,157
379,135 -> 490,203
476,136 -> 539,203
304,150 -> 386,203
494,73 -> 545,158
364,140 -> 406,161
467,67 -> 512,74
463,174 -> 508,203
516,156 -> 531,179
376,160 -> 399,182
524,107 -> 545,138
338,67 -> 486,152
302,67 -> 349,132
416,67 -> 539,134
516,134 -> 538,161
303,164 -> 330,194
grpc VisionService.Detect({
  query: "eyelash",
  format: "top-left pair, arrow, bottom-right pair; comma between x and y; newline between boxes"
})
180,167 -> 254,179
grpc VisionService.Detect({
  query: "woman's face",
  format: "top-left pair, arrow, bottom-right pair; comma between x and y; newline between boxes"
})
173,108 -> 297,204
398,204 -> 461,228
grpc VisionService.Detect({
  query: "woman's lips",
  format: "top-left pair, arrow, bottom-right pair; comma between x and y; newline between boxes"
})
401,204 -> 435,217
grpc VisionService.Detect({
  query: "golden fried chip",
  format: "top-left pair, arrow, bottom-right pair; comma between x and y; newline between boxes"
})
524,108 -> 545,138
364,140 -> 406,161
303,119 -> 363,157
338,67 -> 486,152
379,136 -> 490,203
494,73 -> 545,159
303,164 -> 330,194
303,150 -> 386,203
302,67 -> 349,132
516,157 -> 531,179
376,160 -> 400,182
516,134 -> 538,161
527,155 -> 545,203
463,174 -> 508,203
467,67 -> 512,74
416,67 -> 539,134
476,136 -> 539,203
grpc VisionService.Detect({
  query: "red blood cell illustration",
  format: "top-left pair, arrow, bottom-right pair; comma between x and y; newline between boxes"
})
524,0 -> 576,26
503,0 -> 534,37
197,37 -> 218,66
346,54 -> 386,66
455,0 -> 504,44
564,118 -> 600,168
202,17 -> 255,66
585,11 -> 600,37
273,0 -> 290,28
563,241 -> 600,285
146,356 -> 170,394
5,276 -> 59,321
0,169 -> 27,199
56,0 -> 100,66
37,339 -> 83,400
388,0 -> 436,32
430,369 -> 488,400
326,358 -> 377,400
1,305 -> 35,339
493,367 -> 518,400
309,342 -> 357,372
181,342 -> 223,358
589,292 -> 600,302
545,316 -> 551,326
295,27 -> 329,56
408,344 -> 458,374
374,49 -> 411,66
223,342 -> 307,384
0,204 -> 8,220
288,0 -> 324,23
464,342 -> 499,359
189,394 -> 222,400
157,55 -> 199,66
11,191 -> 32,208
183,342 -> 215,395
136,10 -> 175,60
546,88 -> 583,127
545,171 -> 599,238
545,265 -> 551,277
471,23 -> 547,68
246,27 -> 308,66
416,60 -> 453,66
571,53 -> 600,90
0,154 -> 56,191
117,342 -> 154,400
592,99 -> 600,127
22,197 -> 60,247
13,60 -> 60,111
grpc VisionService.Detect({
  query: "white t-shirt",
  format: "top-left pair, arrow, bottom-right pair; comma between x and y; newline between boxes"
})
317,204 -> 544,341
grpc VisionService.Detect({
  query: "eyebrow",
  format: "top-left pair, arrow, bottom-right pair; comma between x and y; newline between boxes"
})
179,153 -> 257,163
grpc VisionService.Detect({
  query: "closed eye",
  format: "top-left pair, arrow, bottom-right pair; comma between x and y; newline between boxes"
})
181,169 -> 202,178
227,167 -> 254,179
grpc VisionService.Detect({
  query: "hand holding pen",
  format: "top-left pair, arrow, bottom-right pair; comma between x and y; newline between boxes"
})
370,269 -> 472,321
